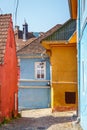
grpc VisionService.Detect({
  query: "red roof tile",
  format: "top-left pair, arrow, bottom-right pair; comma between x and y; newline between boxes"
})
0,14 -> 11,64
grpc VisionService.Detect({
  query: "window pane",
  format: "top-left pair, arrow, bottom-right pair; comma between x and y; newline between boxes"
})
35,62 -> 46,79
37,70 -> 40,74
37,74 -> 40,78
41,74 -> 44,78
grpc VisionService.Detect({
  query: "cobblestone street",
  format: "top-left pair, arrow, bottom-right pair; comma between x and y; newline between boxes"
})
0,109 -> 82,130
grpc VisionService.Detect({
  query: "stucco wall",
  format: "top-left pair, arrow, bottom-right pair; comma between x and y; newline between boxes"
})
79,25 -> 87,130
50,44 -> 78,111
19,57 -> 50,85
0,24 -> 18,121
78,1 -> 87,130
19,88 -> 50,109
0,65 -> 2,83
18,57 -> 51,109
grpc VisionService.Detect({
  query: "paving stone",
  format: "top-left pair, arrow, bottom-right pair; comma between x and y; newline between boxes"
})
0,109 -> 82,130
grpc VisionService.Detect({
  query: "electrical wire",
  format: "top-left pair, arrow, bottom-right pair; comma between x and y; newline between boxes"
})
15,0 -> 19,26
0,8 -> 3,14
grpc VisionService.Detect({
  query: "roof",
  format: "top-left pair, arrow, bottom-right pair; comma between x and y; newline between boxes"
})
16,36 -> 36,51
41,19 -> 76,41
17,24 -> 62,56
15,29 -> 36,51
17,37 -> 45,55
0,14 -> 11,64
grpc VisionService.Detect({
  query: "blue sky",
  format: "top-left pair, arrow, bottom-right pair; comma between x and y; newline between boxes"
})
0,0 -> 70,32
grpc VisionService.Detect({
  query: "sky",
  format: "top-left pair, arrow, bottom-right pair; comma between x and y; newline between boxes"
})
0,0 -> 70,32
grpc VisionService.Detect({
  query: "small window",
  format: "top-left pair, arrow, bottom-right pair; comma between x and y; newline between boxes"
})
35,62 -> 46,79
65,92 -> 76,104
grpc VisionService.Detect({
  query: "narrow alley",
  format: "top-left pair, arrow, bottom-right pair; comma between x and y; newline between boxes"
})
0,109 -> 82,130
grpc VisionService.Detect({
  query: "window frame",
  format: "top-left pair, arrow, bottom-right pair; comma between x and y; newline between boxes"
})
35,62 -> 46,80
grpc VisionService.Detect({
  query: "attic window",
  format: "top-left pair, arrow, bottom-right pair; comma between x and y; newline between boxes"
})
65,92 -> 76,104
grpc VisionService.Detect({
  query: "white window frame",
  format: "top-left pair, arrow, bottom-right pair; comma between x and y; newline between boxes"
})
35,62 -> 46,80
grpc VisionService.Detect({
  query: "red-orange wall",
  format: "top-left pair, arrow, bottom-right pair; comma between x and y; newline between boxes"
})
0,65 -> 2,83
0,21 -> 18,121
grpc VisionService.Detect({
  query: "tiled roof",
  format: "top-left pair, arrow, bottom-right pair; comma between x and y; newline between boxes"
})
17,37 -> 45,55
0,14 -> 11,64
16,36 -> 36,51
15,29 -> 36,51
17,24 -> 62,55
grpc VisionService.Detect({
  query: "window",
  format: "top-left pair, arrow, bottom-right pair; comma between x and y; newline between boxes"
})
35,62 -> 46,79
65,92 -> 76,104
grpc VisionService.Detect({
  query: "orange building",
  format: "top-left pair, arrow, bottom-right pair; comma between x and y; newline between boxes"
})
41,19 -> 78,111
0,14 -> 18,122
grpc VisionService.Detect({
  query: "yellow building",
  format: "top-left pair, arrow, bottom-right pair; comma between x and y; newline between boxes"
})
41,19 -> 78,111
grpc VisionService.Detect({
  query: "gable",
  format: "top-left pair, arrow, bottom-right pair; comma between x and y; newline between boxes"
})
43,19 -> 76,41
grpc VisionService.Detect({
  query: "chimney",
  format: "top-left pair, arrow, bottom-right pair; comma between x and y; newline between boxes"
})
23,20 -> 28,41
14,25 -> 19,39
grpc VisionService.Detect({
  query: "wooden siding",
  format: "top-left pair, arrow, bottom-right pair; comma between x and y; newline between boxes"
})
44,19 -> 76,41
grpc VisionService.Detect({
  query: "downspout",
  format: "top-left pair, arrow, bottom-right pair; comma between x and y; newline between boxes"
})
77,0 -> 81,119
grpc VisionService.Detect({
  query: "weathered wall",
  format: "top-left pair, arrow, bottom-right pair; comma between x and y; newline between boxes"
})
0,65 -> 2,83
79,26 -> 87,130
20,57 -> 50,85
77,1 -> 87,130
18,57 -> 51,109
1,22 -> 18,120
50,44 -> 78,111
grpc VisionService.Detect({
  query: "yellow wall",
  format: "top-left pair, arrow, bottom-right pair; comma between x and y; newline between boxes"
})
50,44 -> 77,111
42,41 -> 78,111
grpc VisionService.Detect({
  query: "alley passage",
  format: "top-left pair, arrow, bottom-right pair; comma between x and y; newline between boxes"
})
0,109 -> 82,130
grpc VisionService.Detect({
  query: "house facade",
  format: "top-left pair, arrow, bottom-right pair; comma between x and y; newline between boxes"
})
69,0 -> 87,130
77,0 -> 87,130
41,19 -> 78,112
0,14 -> 18,122
17,32 -> 51,110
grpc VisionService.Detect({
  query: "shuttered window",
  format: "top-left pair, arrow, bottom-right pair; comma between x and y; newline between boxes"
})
65,92 -> 76,104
